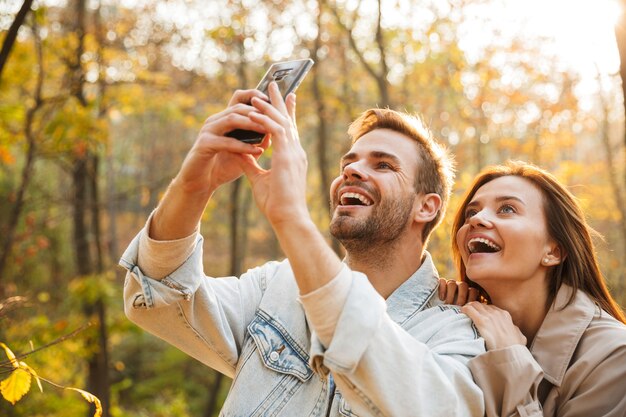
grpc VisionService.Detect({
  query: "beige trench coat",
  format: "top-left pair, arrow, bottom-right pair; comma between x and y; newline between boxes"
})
469,285 -> 626,417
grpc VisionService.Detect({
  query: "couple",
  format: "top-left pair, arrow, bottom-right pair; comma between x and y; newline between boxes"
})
120,84 -> 626,416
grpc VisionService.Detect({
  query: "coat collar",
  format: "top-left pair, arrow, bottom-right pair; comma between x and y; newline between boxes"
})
385,251 -> 440,326
529,285 -> 596,386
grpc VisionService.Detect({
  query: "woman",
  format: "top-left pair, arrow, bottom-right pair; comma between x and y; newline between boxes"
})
450,161 -> 626,417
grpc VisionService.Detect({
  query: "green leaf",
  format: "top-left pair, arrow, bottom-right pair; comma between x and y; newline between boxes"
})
0,368 -> 31,405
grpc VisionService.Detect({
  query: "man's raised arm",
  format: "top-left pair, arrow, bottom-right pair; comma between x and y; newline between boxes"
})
151,89 -> 268,241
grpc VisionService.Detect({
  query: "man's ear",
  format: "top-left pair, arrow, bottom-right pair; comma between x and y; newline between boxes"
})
413,193 -> 442,223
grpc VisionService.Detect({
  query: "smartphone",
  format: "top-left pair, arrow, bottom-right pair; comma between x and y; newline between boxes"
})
226,58 -> 314,144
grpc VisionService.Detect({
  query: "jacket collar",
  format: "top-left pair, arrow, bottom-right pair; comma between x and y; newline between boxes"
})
529,285 -> 595,386
385,251 -> 439,326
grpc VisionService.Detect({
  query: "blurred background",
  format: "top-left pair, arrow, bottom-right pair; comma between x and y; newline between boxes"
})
1,0 -> 625,415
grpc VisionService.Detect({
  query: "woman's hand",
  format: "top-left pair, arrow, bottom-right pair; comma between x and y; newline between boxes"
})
437,278 -> 480,305
461,302 -> 527,350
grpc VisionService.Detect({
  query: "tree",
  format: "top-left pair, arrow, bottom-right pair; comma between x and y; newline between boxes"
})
615,1 -> 626,185
60,1 -> 111,414
326,0 -> 391,107
0,0 -> 34,83
0,11 -> 42,299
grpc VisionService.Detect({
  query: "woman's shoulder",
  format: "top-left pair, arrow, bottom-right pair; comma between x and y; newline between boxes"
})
558,305 -> 626,417
583,305 -> 626,348
571,290 -> 626,364
535,287 -> 626,378
556,287 -> 626,342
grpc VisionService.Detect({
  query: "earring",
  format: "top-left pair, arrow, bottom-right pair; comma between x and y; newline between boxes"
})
542,257 -> 550,265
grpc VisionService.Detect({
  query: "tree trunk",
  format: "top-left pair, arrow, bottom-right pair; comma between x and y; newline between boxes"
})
229,178 -> 244,276
374,0 -> 390,107
67,1 -> 111,415
72,157 -> 93,276
597,73 -> 626,259
615,4 -> 626,185
0,15 -> 43,297
340,35 -> 355,121
0,0 -> 34,83
204,372 -> 225,417
327,0 -> 391,107
312,0 -> 342,255
204,35 -> 251,417
90,154 -> 105,271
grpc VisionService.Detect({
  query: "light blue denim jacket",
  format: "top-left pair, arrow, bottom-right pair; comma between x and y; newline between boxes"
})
120,232 -> 485,417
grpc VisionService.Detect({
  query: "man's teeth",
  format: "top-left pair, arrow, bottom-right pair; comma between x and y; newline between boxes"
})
468,237 -> 501,253
340,192 -> 373,206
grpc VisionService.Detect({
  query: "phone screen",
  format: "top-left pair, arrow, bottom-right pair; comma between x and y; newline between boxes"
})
226,59 -> 314,144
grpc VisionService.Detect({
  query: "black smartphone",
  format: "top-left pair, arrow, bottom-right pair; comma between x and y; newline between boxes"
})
226,58 -> 314,144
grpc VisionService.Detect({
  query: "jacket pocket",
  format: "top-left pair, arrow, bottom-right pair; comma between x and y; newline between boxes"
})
338,394 -> 361,417
247,312 -> 313,382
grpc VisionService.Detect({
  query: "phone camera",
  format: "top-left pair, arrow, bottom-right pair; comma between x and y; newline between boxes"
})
272,68 -> 292,82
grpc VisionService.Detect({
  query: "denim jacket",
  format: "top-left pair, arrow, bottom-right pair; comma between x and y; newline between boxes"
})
120,231 -> 485,417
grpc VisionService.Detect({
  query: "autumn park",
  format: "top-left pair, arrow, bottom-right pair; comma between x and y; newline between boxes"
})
1,0 -> 626,415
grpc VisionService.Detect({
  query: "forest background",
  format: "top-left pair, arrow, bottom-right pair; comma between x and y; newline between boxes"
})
1,0 -> 626,416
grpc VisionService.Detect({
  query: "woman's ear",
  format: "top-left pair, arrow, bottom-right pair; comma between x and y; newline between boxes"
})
543,243 -> 566,266
413,193 -> 442,223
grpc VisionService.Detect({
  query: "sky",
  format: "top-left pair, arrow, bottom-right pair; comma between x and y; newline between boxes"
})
1,0 -> 623,89
455,0 -> 622,110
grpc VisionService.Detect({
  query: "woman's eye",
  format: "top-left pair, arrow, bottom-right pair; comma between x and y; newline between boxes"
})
465,209 -> 478,218
377,162 -> 392,169
499,204 -> 516,214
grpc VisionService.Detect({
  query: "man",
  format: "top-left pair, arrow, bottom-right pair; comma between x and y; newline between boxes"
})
120,84 -> 485,416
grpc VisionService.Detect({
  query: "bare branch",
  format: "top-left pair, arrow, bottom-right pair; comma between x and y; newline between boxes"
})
0,296 -> 29,318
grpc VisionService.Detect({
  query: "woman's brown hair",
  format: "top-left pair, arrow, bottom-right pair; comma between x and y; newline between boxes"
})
451,160 -> 626,323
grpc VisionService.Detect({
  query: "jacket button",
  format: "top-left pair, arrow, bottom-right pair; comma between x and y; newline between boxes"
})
269,351 -> 280,362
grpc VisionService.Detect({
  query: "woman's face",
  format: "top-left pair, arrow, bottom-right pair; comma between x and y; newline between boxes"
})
456,175 -> 556,290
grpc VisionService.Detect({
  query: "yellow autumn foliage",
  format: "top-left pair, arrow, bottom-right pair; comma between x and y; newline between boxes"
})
0,368 -> 31,405
1,342 -> 101,417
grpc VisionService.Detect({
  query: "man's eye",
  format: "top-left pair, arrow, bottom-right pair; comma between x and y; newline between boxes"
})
377,162 -> 392,169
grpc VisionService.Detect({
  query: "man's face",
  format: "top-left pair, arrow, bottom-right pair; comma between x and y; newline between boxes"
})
329,129 -> 420,245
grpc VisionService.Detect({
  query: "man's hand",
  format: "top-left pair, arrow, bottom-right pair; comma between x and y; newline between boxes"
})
239,82 -> 342,295
239,82 -> 310,228
438,278 -> 480,305
176,89 -> 270,195
150,89 -> 269,240
461,302 -> 527,350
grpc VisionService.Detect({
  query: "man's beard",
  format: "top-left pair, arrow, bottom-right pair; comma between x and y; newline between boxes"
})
329,193 -> 414,251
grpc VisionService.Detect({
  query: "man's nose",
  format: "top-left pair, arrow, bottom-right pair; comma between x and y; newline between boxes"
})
342,162 -> 368,181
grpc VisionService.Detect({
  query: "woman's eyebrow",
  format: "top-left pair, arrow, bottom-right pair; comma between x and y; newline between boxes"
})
466,195 -> 525,208
495,196 -> 526,205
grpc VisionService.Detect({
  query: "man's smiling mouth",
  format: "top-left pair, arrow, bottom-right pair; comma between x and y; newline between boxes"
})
340,192 -> 373,206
